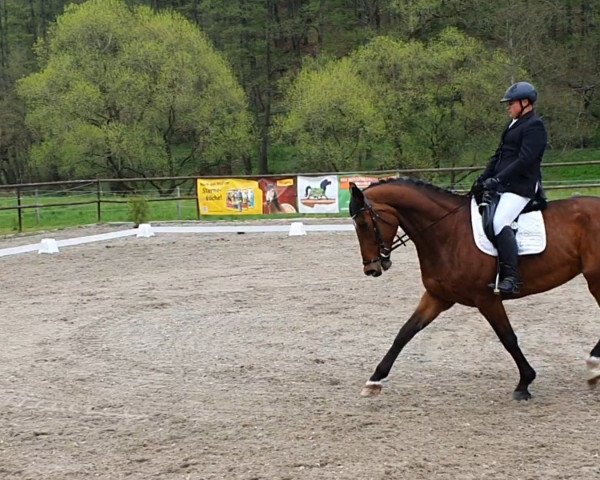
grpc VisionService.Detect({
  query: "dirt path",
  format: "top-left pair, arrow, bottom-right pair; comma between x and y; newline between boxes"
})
1,226 -> 599,479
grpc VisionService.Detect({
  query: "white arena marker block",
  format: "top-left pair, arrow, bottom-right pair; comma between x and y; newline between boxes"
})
136,223 -> 155,238
38,238 -> 59,254
288,221 -> 307,236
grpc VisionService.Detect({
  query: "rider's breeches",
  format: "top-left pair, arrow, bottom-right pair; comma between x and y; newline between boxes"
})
493,192 -> 531,235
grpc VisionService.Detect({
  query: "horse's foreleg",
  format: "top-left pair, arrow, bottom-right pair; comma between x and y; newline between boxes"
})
477,299 -> 536,400
361,291 -> 453,397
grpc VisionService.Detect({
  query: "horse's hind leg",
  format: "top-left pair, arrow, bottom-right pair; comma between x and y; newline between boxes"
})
587,341 -> 600,387
478,299 -> 536,400
361,291 -> 453,397
581,274 -> 600,386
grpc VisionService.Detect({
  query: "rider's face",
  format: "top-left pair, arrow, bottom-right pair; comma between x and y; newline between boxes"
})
507,99 -> 528,119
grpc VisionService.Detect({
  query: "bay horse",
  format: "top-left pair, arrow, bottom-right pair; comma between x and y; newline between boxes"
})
349,178 -> 600,400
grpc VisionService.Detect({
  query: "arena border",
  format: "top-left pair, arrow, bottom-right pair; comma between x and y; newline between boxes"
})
0,222 -> 355,258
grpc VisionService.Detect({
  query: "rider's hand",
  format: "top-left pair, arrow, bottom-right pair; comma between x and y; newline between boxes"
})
482,177 -> 500,191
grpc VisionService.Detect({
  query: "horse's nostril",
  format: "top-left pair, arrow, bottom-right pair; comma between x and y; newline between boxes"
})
364,268 -> 382,277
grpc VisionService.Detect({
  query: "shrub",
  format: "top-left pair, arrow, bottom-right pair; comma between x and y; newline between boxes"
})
128,196 -> 149,227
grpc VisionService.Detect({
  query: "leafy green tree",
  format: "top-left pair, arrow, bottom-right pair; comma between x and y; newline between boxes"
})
0,0 -> 79,183
0,91 -> 30,184
195,0 -> 323,174
18,0 -> 252,189
458,0 -> 600,149
276,57 -> 385,172
279,28 -> 521,177
352,29 -> 520,174
388,0 -> 476,40
2,0 -> 600,186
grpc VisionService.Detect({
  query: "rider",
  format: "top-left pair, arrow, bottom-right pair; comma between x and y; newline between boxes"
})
478,81 -> 548,294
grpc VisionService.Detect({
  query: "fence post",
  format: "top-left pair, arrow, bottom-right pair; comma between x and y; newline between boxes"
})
194,178 -> 202,220
35,189 -> 40,225
16,186 -> 22,232
96,179 -> 102,222
194,178 -> 200,220
176,186 -> 182,220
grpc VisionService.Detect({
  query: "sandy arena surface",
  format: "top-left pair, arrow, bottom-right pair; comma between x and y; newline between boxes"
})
1,223 -> 599,479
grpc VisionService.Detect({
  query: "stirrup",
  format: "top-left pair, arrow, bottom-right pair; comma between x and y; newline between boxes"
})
496,277 -> 521,294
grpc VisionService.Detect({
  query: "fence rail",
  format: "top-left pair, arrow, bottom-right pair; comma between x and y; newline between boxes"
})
1,163 -> 600,233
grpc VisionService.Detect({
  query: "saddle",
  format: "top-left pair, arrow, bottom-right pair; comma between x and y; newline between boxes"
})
470,187 -> 547,256
476,187 -> 547,245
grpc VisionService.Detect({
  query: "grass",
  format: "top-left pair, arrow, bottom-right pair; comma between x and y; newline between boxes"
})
0,195 -> 200,235
543,148 -> 600,184
0,194 -> 339,235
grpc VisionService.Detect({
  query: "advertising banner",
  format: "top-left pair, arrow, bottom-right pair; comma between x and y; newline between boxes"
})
338,175 -> 386,213
258,177 -> 297,214
197,178 -> 263,215
297,175 -> 339,214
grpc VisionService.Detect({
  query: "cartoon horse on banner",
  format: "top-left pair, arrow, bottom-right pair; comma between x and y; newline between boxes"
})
305,179 -> 332,199
349,178 -> 600,400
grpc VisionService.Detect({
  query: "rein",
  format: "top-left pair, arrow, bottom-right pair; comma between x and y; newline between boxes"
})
352,197 -> 465,265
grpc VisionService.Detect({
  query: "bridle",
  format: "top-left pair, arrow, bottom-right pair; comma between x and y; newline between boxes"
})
351,196 -> 465,266
351,198 -> 409,266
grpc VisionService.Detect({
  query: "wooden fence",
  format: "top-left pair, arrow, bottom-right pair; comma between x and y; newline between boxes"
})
2,162 -> 600,232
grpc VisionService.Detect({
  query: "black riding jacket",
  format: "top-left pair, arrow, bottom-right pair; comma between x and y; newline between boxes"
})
482,111 -> 547,198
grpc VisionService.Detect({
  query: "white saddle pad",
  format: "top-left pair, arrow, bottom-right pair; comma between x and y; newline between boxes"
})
470,198 -> 546,256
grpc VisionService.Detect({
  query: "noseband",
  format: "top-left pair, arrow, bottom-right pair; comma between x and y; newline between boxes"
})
351,199 -> 409,266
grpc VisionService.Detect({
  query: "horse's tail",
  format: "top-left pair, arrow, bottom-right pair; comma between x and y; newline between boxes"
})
305,186 -> 311,197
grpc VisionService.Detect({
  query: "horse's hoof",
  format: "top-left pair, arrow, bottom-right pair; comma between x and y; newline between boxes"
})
587,356 -> 600,388
586,356 -> 600,368
512,390 -> 532,401
360,383 -> 383,397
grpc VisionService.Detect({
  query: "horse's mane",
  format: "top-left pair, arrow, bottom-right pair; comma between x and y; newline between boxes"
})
364,177 -> 466,200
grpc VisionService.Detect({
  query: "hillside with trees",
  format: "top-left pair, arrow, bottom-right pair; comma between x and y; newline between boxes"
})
1,0 -> 600,184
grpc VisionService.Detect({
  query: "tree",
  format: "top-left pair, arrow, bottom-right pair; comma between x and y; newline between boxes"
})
0,91 -> 30,184
276,57 -> 385,172
278,28 -> 522,176
352,29 -> 521,174
196,0 -> 324,174
458,0 -> 600,150
0,0 -> 79,184
388,0 -> 476,40
18,0 -> 252,189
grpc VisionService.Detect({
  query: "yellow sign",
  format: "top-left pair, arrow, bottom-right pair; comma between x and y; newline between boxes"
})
276,178 -> 294,187
197,178 -> 263,215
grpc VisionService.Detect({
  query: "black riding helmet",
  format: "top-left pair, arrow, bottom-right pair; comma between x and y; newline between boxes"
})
500,81 -> 537,103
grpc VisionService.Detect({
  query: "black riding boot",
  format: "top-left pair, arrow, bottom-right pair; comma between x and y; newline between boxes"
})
494,225 -> 522,294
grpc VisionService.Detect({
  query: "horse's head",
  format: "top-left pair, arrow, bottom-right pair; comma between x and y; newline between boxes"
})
349,183 -> 398,277
265,186 -> 276,204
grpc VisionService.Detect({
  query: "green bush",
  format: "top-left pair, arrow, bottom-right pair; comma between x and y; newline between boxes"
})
128,196 -> 149,227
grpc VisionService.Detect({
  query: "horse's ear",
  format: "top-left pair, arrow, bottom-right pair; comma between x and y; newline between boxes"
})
350,183 -> 364,200
349,183 -> 365,213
